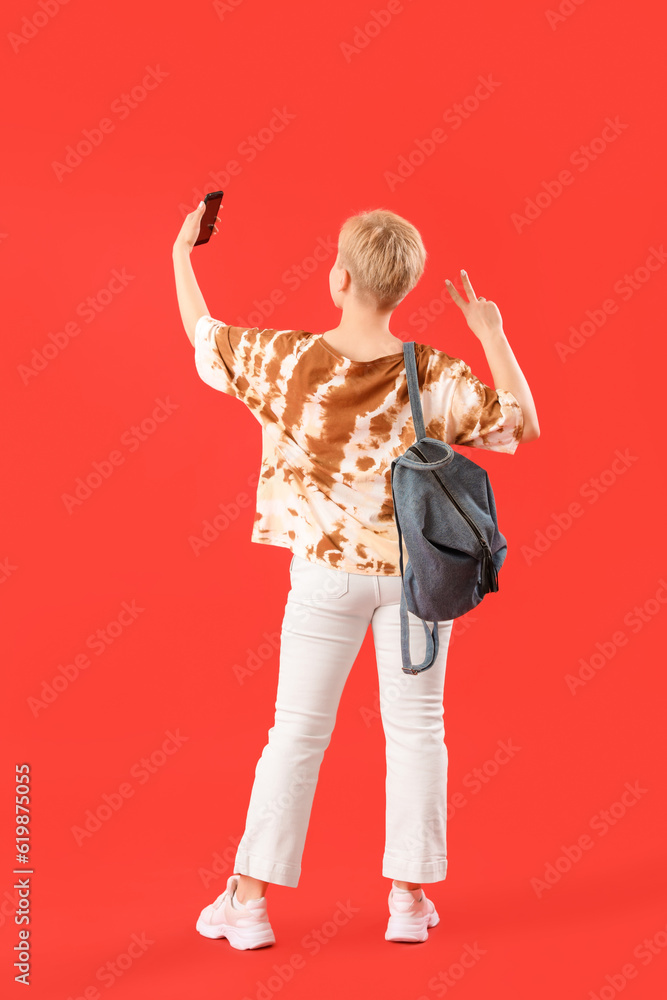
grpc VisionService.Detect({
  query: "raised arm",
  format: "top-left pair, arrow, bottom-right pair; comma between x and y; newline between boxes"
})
172,201 -> 220,347
446,270 -> 540,443
475,328 -> 540,442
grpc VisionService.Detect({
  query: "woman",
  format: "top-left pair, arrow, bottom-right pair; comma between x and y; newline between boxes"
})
172,202 -> 540,950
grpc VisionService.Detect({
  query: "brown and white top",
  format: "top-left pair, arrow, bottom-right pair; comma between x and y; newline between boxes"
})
194,315 -> 524,576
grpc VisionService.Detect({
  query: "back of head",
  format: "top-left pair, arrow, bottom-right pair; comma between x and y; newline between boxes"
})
337,208 -> 427,311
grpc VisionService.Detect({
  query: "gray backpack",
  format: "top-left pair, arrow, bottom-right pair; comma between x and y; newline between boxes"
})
390,341 -> 508,675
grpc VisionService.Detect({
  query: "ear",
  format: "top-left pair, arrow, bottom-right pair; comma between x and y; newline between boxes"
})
338,266 -> 352,292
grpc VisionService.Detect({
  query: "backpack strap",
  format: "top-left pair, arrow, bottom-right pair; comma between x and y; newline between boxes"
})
404,341 -> 426,442
393,361 -> 440,675
397,506 -> 440,674
400,592 -> 440,674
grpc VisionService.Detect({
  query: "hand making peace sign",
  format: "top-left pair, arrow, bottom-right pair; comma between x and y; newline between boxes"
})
445,269 -> 504,341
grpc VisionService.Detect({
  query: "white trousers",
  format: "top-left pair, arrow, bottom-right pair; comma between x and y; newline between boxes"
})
233,553 -> 454,887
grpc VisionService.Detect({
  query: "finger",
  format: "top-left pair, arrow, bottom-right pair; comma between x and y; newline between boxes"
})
460,269 -> 477,302
445,279 -> 467,307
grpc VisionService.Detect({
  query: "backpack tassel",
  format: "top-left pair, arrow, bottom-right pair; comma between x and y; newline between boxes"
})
480,547 -> 499,594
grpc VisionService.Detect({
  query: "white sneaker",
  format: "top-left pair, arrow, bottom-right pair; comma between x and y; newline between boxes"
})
196,874 -> 276,950
385,882 -> 440,942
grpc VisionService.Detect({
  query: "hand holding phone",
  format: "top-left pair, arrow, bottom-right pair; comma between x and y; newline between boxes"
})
195,190 -> 224,247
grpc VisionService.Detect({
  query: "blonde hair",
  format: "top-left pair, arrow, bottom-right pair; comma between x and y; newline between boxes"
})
337,208 -> 427,310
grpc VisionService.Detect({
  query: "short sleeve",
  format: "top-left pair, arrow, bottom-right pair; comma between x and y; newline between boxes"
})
447,359 -> 524,454
193,314 -> 261,403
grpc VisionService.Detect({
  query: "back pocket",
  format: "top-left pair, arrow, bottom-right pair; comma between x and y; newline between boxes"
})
290,555 -> 349,601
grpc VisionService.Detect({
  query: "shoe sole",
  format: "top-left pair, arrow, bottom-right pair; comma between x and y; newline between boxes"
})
385,907 -> 440,943
196,916 -> 276,950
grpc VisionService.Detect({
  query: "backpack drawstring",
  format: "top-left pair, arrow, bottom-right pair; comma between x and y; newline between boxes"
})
480,546 -> 499,594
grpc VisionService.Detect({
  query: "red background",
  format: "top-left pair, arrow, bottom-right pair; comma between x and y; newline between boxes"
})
2,0 -> 666,997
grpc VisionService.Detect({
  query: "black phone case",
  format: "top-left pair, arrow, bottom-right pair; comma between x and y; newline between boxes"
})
195,190 -> 224,247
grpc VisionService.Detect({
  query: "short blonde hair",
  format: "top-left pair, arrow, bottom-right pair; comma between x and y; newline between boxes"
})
337,208 -> 427,310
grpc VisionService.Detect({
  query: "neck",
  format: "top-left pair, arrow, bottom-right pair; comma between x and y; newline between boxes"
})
331,302 -> 395,340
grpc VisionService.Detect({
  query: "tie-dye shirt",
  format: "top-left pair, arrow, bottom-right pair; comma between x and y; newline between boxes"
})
193,315 -> 524,576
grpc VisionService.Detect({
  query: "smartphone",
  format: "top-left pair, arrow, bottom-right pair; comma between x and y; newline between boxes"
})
195,190 -> 224,247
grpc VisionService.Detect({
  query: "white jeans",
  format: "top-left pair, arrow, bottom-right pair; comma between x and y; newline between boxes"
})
233,553 -> 454,887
